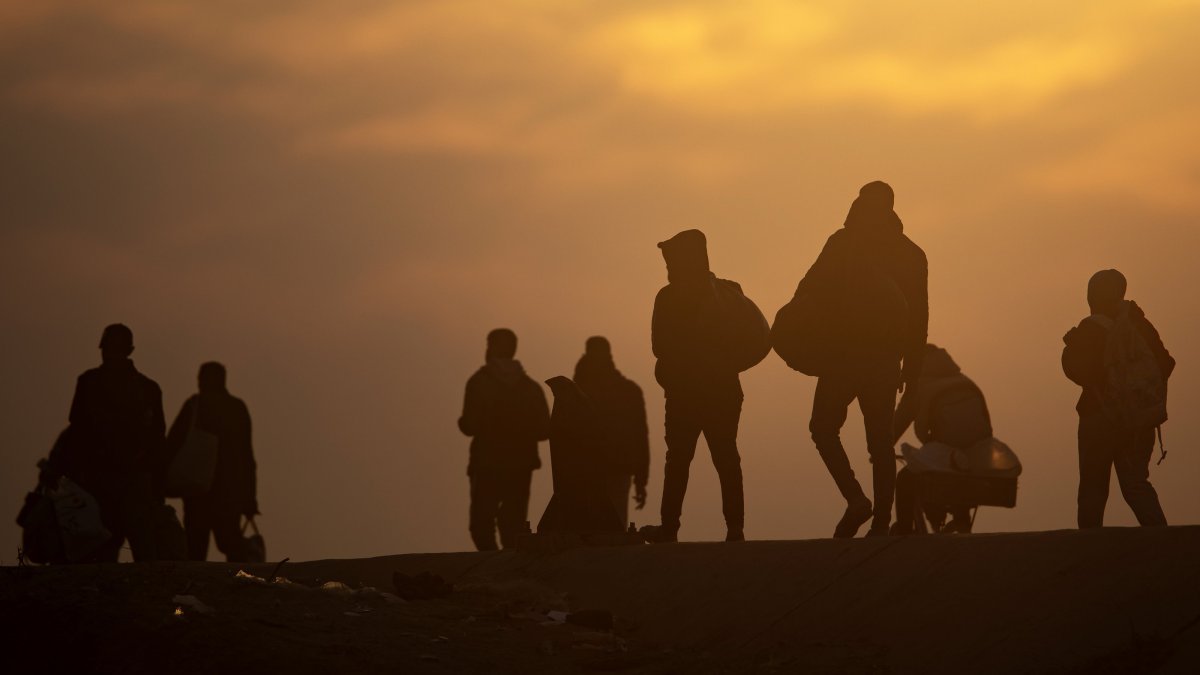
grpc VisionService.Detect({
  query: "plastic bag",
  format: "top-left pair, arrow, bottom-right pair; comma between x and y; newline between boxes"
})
50,477 -> 111,562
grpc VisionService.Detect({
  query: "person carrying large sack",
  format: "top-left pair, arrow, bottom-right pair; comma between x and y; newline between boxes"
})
1062,269 -> 1172,528
645,229 -> 770,543
42,323 -> 166,561
165,362 -> 259,561
782,182 -> 928,538
458,328 -> 551,550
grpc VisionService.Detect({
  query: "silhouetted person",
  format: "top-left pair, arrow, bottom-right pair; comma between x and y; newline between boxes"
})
46,324 -> 165,561
796,182 -> 928,537
573,337 -> 650,526
892,344 -> 992,534
166,362 -> 259,561
1062,270 -> 1172,528
458,328 -> 550,550
649,230 -> 746,542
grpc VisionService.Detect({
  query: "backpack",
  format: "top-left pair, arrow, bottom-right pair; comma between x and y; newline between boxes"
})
712,278 -> 772,373
1091,305 -> 1168,431
927,382 -> 993,450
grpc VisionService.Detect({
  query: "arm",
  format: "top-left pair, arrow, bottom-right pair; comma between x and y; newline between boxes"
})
457,375 -> 483,437
1138,315 -> 1177,379
532,383 -> 551,443
631,384 -> 650,488
892,386 -> 918,443
902,250 -> 929,388
240,401 -> 258,516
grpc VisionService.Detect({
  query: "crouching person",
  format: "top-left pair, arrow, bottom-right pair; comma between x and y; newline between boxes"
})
1062,269 -> 1173,529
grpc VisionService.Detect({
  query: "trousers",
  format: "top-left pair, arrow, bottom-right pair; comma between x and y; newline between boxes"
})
660,390 -> 744,532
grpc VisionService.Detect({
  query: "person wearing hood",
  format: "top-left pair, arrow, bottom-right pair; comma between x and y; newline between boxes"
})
45,323 -> 166,561
166,362 -> 258,561
648,229 -> 746,542
573,336 -> 650,527
892,344 -> 992,534
1062,270 -> 1172,528
796,181 -> 929,537
458,328 -> 551,550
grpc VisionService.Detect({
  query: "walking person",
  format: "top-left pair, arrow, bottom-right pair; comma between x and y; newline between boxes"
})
1062,269 -> 1172,528
458,329 -> 550,550
166,362 -> 259,561
788,182 -> 928,537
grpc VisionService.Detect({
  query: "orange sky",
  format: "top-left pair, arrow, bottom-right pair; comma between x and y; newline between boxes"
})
2,1 -> 1199,560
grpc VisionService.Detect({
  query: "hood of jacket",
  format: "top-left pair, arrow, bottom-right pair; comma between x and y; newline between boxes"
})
843,181 -> 904,236
920,344 -> 961,380
658,229 -> 711,284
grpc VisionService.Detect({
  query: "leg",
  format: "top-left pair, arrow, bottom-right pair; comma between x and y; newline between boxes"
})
122,472 -> 157,562
496,469 -> 533,549
1114,427 -> 1167,527
702,393 -> 745,535
892,468 -> 916,534
468,473 -> 501,551
661,395 -> 703,532
1077,414 -> 1115,528
810,375 -> 865,502
859,374 -> 899,531
211,506 -> 248,562
609,475 -> 631,528
183,497 -> 213,561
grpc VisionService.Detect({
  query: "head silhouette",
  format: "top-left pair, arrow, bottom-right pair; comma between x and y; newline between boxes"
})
584,336 -> 612,359
658,229 -> 710,283
198,361 -> 227,394
99,323 -> 134,363
486,328 -> 518,361
1088,269 -> 1127,317
845,180 -> 902,232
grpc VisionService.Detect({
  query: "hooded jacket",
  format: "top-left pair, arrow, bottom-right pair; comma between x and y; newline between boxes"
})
893,345 -> 991,448
1062,301 -> 1175,416
574,353 -> 651,487
793,198 -> 929,381
459,359 -> 551,475
166,390 -> 257,513
652,230 -> 743,395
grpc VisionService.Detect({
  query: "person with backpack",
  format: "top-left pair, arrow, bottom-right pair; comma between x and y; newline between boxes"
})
573,337 -> 650,527
644,229 -> 770,543
458,328 -> 551,550
42,323 -> 166,561
1062,269 -> 1172,528
892,344 -> 992,534
789,182 -> 928,538
165,362 -> 259,561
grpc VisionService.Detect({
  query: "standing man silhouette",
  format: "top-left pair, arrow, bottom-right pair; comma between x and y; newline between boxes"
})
797,182 -> 928,537
458,329 -> 550,550
648,230 -> 746,542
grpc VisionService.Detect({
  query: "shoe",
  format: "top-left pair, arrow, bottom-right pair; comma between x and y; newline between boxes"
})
725,528 -> 745,542
833,497 -> 873,539
639,525 -> 678,544
864,526 -> 890,538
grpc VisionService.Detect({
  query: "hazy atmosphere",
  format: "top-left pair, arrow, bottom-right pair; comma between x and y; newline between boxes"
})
3,0 -> 1199,562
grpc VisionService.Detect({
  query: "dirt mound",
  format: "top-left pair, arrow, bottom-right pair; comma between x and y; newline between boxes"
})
4,527 -> 1199,673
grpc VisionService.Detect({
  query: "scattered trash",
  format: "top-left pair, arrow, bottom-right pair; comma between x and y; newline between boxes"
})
567,609 -> 614,631
235,570 -> 267,585
320,581 -> 354,595
544,610 -> 568,625
172,594 -> 215,616
392,571 -> 453,600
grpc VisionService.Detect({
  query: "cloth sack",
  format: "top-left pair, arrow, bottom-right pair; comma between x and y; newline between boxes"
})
50,477 -> 112,562
165,402 -> 219,498
16,486 -> 65,564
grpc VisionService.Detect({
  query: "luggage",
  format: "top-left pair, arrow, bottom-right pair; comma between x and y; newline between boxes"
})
903,438 -> 1022,508
772,266 -> 908,377
713,278 -> 772,373
242,517 -> 266,563
49,477 -> 112,562
16,486 -> 65,564
165,401 -> 219,498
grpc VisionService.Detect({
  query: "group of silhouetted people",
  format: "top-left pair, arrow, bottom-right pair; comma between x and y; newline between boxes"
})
460,180 -> 1175,549
35,324 -> 260,562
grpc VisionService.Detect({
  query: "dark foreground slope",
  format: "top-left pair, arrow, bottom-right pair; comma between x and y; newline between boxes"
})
3,527 -> 1198,674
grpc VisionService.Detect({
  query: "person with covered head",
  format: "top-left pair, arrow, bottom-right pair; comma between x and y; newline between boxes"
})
573,336 -> 650,527
458,328 -> 551,550
795,181 -> 929,538
166,362 -> 259,561
1062,269 -> 1173,528
46,323 -> 166,561
647,229 -> 747,543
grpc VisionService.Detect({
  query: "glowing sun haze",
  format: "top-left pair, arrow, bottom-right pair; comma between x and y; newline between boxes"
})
2,0 -> 1199,560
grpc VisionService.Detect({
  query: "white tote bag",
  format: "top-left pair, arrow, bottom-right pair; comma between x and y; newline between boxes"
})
51,476 -> 112,562
165,400 -> 219,498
